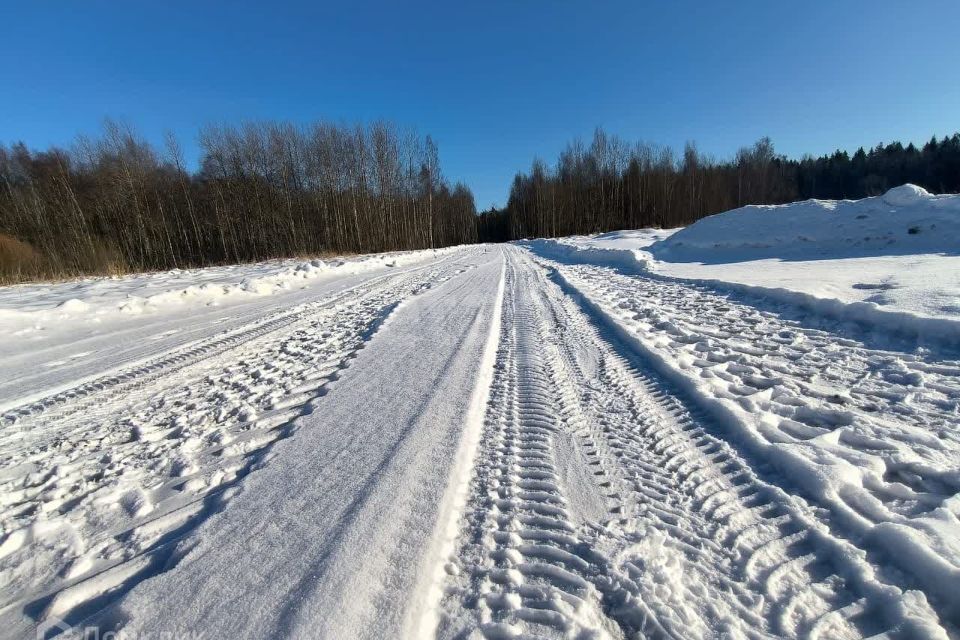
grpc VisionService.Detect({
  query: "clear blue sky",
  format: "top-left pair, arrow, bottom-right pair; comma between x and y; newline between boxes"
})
3,1 -> 959,210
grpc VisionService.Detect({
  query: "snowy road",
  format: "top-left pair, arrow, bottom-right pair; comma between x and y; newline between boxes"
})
2,245 -> 957,638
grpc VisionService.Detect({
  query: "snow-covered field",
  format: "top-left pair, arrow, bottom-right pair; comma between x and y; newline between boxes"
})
1,186 -> 958,638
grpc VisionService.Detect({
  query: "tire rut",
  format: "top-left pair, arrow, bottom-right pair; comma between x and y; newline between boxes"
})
437,259 -> 629,639
0,252 -> 476,636
435,247 -> 943,639
1,252 -> 463,429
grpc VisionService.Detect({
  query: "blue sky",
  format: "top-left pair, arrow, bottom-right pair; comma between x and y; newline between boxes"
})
3,1 -> 959,209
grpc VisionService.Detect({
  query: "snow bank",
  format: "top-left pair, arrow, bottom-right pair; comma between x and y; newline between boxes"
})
0,248 -> 453,334
531,238 -> 960,347
524,239 -> 650,272
117,258 -> 338,313
527,185 -> 960,346
650,184 -> 960,262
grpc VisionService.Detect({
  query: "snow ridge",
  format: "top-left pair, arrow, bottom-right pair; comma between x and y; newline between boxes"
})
651,184 -> 960,261
412,249 -> 507,637
527,238 -> 960,348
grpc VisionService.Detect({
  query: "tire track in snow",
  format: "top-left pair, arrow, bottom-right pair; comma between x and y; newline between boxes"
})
437,256 -> 626,639
0,250 -> 465,425
413,251 -> 506,638
435,247 -> 945,639
537,252 -> 960,633
554,306 -> 932,638
0,250 -> 479,638
80,247 -> 504,640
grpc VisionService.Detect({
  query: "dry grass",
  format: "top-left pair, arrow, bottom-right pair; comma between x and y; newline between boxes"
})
0,234 -> 132,285
0,233 -> 46,284
0,243 -> 364,287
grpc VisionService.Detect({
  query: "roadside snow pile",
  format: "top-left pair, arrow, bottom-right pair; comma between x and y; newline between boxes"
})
0,248 -> 451,334
650,184 -> 960,262
116,258 -> 338,312
530,185 -> 960,342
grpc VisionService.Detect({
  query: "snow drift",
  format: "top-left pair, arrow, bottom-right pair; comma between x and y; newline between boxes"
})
0,248 -> 453,334
528,185 -> 960,346
649,184 -> 960,262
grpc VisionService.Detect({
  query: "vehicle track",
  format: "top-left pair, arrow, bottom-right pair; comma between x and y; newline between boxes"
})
535,252 -> 960,630
547,258 -> 960,521
436,248 -> 943,639
437,258 -> 626,639
0,249 -> 478,636
0,250 -> 467,428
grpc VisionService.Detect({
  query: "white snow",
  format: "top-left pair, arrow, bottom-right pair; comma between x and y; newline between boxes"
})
0,247 -> 454,412
655,183 -> 958,261
1,188 -> 958,639
0,246 -> 502,639
543,261 -> 960,621
0,249 -> 450,335
547,185 -> 960,327
86,250 -> 506,639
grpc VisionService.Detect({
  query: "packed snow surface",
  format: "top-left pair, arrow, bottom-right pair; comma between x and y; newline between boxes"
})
0,248 -> 454,411
2,189 -> 959,639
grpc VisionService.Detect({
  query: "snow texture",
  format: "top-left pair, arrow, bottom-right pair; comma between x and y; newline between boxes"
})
536,185 -> 960,344
1,186 -> 958,639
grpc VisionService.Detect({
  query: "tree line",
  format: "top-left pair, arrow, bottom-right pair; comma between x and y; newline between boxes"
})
0,120 -> 478,282
3,120 -> 959,282
489,129 -> 960,240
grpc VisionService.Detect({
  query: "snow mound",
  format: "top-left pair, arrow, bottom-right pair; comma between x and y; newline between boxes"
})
882,183 -> 932,206
527,237 -> 960,346
527,186 -> 960,340
56,298 -> 90,313
650,184 -> 960,262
